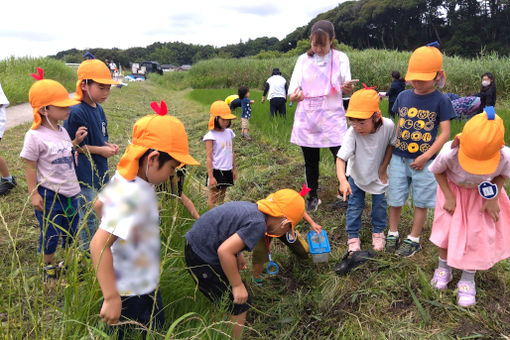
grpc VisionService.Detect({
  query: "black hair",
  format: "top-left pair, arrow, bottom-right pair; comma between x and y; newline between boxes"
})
373,113 -> 383,130
81,79 -> 97,86
139,149 -> 174,169
481,72 -> 496,90
391,71 -> 402,80
307,20 -> 336,57
238,86 -> 249,99
214,116 -> 232,130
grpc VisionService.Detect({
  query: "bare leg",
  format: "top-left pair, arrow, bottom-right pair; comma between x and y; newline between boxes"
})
217,188 -> 227,205
208,187 -> 220,209
230,311 -> 247,340
388,206 -> 402,233
252,263 -> 263,279
410,207 -> 427,238
43,253 -> 54,265
0,156 -> 10,177
438,247 -> 447,260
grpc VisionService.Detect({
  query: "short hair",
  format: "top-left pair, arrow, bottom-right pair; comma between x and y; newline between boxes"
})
139,149 -> 174,169
214,116 -> 232,129
391,71 -> 401,80
238,86 -> 249,99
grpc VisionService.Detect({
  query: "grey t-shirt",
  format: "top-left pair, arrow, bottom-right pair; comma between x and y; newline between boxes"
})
185,201 -> 267,266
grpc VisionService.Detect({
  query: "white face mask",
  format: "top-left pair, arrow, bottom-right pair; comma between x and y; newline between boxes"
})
482,80 -> 491,87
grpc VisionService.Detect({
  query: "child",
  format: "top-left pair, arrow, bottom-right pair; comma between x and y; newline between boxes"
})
0,81 -> 16,195
386,42 -> 456,256
386,71 -> 405,118
204,100 -> 237,209
89,101 -> 199,334
336,87 -> 396,252
20,68 -> 88,281
475,72 -> 496,113
238,86 -> 254,140
428,109 -> 510,307
64,59 -> 120,251
185,188 -> 305,339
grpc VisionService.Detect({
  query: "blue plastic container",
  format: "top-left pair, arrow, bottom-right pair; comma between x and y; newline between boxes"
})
307,230 -> 331,263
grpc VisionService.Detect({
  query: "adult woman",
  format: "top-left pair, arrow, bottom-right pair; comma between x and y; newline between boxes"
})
289,20 -> 355,212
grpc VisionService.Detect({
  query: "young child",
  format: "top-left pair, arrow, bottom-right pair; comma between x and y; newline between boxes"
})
0,81 -> 16,195
387,42 -> 456,256
238,86 -> 254,140
428,109 -> 510,307
20,68 -> 88,281
475,72 -> 496,113
89,101 -> 199,334
386,71 -> 406,118
185,189 -> 305,339
336,87 -> 396,252
64,59 -> 120,251
204,100 -> 237,209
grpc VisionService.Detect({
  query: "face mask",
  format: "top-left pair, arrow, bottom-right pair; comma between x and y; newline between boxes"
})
482,80 -> 491,87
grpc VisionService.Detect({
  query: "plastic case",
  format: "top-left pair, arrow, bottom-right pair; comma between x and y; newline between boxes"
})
307,230 -> 331,263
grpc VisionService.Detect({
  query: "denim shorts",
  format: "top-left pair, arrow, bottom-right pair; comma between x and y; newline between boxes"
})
388,154 -> 437,208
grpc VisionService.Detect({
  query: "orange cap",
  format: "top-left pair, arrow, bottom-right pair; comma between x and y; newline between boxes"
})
405,45 -> 444,82
117,101 -> 199,180
75,59 -> 119,101
458,109 -> 505,175
257,189 -> 305,233
208,100 -> 237,130
28,71 -> 80,130
345,88 -> 380,119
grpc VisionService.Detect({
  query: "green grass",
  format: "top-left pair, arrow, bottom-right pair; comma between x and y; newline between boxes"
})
0,57 -> 77,105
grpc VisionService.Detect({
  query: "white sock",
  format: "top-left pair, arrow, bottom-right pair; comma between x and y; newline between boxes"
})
407,235 -> 420,243
1,176 -> 12,182
388,231 -> 399,237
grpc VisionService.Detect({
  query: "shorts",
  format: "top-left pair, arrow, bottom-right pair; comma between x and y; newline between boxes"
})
35,186 -> 79,254
388,154 -> 437,208
185,242 -> 250,315
206,169 -> 233,189
241,118 -> 249,130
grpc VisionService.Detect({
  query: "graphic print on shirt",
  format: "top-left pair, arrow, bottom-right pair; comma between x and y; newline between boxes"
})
395,106 -> 437,154
49,140 -> 74,171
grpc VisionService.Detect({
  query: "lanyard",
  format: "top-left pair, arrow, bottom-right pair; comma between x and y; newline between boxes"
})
265,235 -> 279,275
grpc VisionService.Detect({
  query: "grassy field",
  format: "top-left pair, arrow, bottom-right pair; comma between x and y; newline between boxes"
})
1,75 -> 510,339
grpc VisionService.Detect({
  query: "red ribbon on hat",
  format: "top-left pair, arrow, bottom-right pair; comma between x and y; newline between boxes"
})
362,83 -> 376,90
150,100 -> 167,116
299,184 -> 311,197
30,67 -> 44,81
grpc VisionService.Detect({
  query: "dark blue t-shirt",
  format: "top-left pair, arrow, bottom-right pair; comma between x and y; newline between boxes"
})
241,98 -> 252,119
64,101 -> 110,189
185,201 -> 267,266
392,89 -> 455,159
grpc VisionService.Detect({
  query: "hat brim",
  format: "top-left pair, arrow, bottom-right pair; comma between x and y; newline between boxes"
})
345,111 -> 376,119
51,98 -> 81,107
220,113 -> 237,120
169,152 -> 200,166
91,77 -> 120,85
458,145 -> 500,175
405,71 -> 437,82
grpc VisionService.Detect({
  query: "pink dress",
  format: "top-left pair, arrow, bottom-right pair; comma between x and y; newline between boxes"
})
429,141 -> 510,270
289,50 -> 349,147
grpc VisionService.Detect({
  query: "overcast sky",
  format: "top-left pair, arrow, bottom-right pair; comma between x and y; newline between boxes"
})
1,1 -> 342,60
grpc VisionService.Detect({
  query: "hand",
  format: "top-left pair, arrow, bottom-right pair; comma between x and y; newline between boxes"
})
99,295 -> 122,325
31,192 -> 44,212
481,198 -> 500,222
73,126 -> 88,145
410,154 -> 429,171
291,88 -> 304,102
100,145 -> 117,158
310,222 -> 322,234
341,79 -> 358,94
378,166 -> 388,184
236,253 -> 247,271
208,176 -> 217,187
232,283 -> 248,304
451,135 -> 460,148
443,195 -> 456,215
250,100 -> 254,104
339,180 -> 352,201
261,97 -> 265,103
107,143 -> 120,155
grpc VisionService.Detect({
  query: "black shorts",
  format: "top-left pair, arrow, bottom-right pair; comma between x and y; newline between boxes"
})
206,169 -> 233,189
185,242 -> 251,315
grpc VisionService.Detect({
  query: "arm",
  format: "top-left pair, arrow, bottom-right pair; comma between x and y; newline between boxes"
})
205,140 -> 217,187
180,193 -> 200,219
434,172 -> 456,215
378,145 -> 394,184
76,144 -> 117,158
410,120 -> 451,170
335,157 -> 351,201
217,233 -> 248,304
71,126 -> 88,148
90,228 -> 121,325
232,139 -> 237,181
261,82 -> 269,103
24,159 -> 43,212
481,175 -> 505,222
303,211 -> 322,234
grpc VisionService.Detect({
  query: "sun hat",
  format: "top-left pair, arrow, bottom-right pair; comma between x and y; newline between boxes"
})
345,86 -> 380,119
208,100 -> 237,130
224,94 -> 239,106
75,59 -> 119,101
257,189 -> 305,235
405,42 -> 444,82
458,107 -> 505,175
28,68 -> 80,130
117,100 -> 199,180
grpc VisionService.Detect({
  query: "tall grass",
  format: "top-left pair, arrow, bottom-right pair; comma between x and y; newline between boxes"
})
0,57 -> 76,105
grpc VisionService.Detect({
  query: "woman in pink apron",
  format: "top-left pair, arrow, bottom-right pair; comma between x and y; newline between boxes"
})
289,20 -> 356,212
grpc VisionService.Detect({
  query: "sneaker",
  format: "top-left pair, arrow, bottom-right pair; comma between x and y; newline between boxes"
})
347,237 -> 361,253
306,197 -> 321,212
385,235 -> 399,253
430,268 -> 452,290
43,265 -> 58,282
0,177 -> 16,196
251,276 -> 264,286
395,238 -> 421,257
372,233 -> 386,251
457,281 -> 476,307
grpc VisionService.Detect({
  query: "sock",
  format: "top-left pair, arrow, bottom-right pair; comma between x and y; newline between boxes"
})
388,231 -> 399,237
1,176 -> 12,182
438,257 -> 451,271
407,235 -> 420,243
460,270 -> 476,283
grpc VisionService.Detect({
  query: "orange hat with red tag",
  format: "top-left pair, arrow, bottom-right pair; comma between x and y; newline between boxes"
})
405,42 -> 445,82
458,107 -> 505,175
75,59 -> 119,101
28,68 -> 80,130
345,85 -> 380,119
117,100 -> 199,180
208,100 -> 237,130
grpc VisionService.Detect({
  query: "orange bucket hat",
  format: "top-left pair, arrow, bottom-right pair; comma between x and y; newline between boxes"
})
208,100 -> 237,130
75,59 -> 119,101
405,42 -> 445,82
117,100 -> 199,180
458,107 -> 505,175
346,85 -> 380,119
28,68 -> 80,130
257,188 -> 306,236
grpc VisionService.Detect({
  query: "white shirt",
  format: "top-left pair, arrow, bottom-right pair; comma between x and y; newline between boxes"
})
0,83 -> 9,138
266,75 -> 287,100
203,129 -> 235,171
337,117 -> 396,194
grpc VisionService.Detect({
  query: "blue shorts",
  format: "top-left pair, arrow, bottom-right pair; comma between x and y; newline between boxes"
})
388,155 -> 437,208
35,186 -> 79,254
